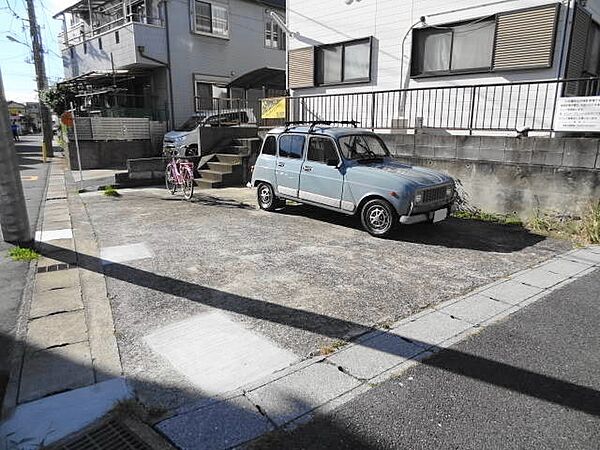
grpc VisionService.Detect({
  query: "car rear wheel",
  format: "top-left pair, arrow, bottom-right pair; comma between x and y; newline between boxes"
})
360,199 -> 397,237
257,183 -> 283,211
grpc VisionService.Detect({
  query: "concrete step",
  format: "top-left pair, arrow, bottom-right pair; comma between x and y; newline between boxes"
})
195,178 -> 223,189
208,161 -> 235,173
197,170 -> 225,182
216,154 -> 243,165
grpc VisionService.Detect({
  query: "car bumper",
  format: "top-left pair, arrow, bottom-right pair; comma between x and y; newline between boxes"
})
399,204 -> 452,225
163,144 -> 185,155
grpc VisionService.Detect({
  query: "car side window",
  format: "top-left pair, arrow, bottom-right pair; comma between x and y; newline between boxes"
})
262,136 -> 276,155
278,135 -> 305,159
307,138 -> 339,164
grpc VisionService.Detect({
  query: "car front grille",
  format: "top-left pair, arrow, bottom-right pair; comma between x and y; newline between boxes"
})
422,185 -> 448,204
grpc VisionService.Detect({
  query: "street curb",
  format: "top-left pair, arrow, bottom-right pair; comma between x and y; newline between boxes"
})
64,171 -> 122,382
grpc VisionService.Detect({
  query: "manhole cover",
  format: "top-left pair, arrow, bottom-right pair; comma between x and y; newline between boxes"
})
48,418 -> 169,450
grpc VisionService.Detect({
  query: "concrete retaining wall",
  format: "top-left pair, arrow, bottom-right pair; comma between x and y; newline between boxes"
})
381,134 -> 600,216
66,140 -> 159,170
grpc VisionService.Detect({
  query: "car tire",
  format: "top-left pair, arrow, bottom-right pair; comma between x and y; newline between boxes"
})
360,199 -> 397,238
257,183 -> 281,211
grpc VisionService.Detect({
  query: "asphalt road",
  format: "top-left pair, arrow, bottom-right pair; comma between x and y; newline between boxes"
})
77,186 -> 570,412
0,135 -> 51,403
250,269 -> 600,450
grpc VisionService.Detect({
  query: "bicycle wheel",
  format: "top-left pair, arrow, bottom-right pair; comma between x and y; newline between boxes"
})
181,168 -> 194,200
165,166 -> 177,194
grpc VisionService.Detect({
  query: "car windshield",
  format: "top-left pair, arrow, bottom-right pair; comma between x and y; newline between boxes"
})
338,134 -> 390,161
175,115 -> 205,131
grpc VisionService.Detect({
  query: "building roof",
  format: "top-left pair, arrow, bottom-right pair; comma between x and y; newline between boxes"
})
228,67 -> 285,89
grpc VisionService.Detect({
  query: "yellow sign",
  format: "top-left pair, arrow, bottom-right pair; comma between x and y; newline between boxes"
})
261,97 -> 286,119
21,176 -> 39,181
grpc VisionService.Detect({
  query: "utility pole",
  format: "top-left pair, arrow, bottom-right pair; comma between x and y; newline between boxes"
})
0,70 -> 31,244
25,0 -> 54,157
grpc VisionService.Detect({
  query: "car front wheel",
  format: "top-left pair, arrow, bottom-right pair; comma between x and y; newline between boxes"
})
360,199 -> 397,237
257,182 -> 283,211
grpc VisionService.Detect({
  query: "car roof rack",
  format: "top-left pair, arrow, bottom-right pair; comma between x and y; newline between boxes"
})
283,120 -> 359,133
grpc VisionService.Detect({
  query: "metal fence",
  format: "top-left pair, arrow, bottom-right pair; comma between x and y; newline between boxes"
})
267,78 -> 600,133
68,117 -> 166,141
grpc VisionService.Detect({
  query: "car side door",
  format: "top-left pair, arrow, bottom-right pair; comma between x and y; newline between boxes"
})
275,133 -> 306,197
298,136 -> 344,209
252,135 -> 277,186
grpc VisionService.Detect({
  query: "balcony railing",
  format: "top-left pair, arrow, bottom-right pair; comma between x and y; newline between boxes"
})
59,13 -> 164,48
262,78 -> 600,133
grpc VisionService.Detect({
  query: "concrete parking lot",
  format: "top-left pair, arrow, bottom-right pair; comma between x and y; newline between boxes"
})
79,186 -> 569,412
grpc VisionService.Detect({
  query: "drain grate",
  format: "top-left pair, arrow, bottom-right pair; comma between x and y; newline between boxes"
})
50,419 -> 152,450
37,263 -> 75,273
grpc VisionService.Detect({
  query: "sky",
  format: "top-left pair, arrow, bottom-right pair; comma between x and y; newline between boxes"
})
0,0 -> 73,103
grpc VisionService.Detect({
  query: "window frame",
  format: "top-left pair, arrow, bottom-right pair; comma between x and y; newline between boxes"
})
307,136 -> 341,166
265,15 -> 286,50
410,18 -> 496,78
277,133 -> 306,160
315,37 -> 373,87
192,0 -> 230,39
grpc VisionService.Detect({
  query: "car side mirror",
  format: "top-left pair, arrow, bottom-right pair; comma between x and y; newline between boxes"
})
326,158 -> 340,167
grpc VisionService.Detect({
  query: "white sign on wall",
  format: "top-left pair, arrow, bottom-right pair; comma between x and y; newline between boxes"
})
554,96 -> 600,132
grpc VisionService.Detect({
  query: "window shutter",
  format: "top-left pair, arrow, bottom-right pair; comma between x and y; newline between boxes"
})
564,5 -> 591,96
288,47 -> 315,89
493,3 -> 560,70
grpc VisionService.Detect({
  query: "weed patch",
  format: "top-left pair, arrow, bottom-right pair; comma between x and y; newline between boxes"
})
8,246 -> 39,262
319,340 -> 348,356
103,185 -> 121,197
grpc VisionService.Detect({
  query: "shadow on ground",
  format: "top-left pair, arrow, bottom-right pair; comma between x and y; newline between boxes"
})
26,241 -> 600,420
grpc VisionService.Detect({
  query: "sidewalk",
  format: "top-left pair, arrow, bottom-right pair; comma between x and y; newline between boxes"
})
247,268 -> 600,449
1,158 -> 129,448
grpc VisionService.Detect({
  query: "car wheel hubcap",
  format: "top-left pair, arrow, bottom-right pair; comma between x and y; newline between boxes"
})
367,206 -> 390,230
260,186 -> 271,205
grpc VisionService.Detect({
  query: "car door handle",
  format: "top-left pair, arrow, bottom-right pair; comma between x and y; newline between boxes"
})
277,162 -> 285,167
303,166 -> 313,172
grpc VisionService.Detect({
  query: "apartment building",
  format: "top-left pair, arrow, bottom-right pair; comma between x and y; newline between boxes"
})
54,0 -> 286,126
285,0 -> 600,134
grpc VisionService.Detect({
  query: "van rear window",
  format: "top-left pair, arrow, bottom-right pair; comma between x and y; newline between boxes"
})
262,136 -> 276,155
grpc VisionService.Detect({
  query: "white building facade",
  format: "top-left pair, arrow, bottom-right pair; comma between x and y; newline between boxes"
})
285,0 -> 600,134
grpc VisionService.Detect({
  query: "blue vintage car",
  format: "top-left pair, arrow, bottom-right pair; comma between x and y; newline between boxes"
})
251,122 -> 455,237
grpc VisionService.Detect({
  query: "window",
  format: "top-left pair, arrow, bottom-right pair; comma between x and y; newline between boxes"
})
115,30 -> 120,44
316,38 -> 372,85
193,1 -> 229,38
411,19 -> 495,76
585,22 -> 600,76
278,135 -> 305,159
338,135 -> 390,160
98,37 -> 102,50
307,138 -> 339,164
262,136 -> 276,155
265,16 -> 285,50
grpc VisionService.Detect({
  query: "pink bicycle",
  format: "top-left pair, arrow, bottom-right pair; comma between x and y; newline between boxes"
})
165,154 -> 195,200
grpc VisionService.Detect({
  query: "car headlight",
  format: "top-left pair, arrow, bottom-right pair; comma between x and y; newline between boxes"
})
414,192 -> 423,204
446,186 -> 453,198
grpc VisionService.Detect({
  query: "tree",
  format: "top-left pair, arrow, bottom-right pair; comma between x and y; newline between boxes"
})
40,85 -> 76,116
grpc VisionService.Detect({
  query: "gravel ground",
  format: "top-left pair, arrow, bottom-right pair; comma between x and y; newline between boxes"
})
80,186 -> 569,411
